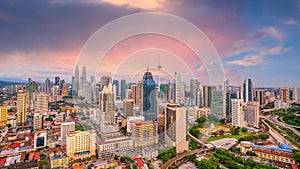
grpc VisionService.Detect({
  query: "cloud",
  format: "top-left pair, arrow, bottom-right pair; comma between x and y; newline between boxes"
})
227,45 -> 285,67
263,26 -> 284,40
283,18 -> 299,26
98,0 -> 166,10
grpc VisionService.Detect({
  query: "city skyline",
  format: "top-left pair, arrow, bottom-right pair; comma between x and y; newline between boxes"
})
0,0 -> 300,87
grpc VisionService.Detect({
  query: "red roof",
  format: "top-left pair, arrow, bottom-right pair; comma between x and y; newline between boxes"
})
34,152 -> 40,160
0,158 -> 6,167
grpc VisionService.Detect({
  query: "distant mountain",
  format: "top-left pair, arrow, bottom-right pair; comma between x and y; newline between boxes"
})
0,80 -> 26,88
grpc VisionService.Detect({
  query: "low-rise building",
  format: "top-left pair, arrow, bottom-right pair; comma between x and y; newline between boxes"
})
98,137 -> 133,155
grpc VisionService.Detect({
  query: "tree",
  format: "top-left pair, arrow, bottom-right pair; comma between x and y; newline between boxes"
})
38,160 -> 49,169
219,130 -> 224,136
258,133 -> 269,141
219,118 -> 226,125
212,132 -> 218,137
293,152 -> 300,163
242,127 -> 248,132
232,128 -> 239,135
190,128 -> 201,138
197,117 -> 207,124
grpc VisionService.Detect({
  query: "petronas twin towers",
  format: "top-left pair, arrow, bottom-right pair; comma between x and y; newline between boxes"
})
71,65 -> 87,97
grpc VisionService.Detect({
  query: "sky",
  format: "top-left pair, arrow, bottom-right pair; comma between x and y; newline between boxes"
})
0,0 -> 300,87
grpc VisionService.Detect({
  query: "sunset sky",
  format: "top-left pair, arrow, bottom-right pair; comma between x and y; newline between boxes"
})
0,0 -> 300,87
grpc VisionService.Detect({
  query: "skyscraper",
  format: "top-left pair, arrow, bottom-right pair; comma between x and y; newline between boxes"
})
174,72 -> 184,105
72,65 -> 79,96
45,78 -> 51,94
141,71 -> 157,121
35,92 -> 48,112
244,101 -> 259,127
211,90 -> 226,119
17,90 -> 27,126
61,82 -> 69,97
99,84 -> 115,124
113,80 -> 119,96
190,78 -> 199,106
100,75 -> 112,91
123,99 -> 134,117
165,104 -> 188,154
80,65 -> 87,89
280,88 -> 290,103
120,79 -> 127,100
231,98 -> 245,128
131,84 -> 141,106
243,78 -> 253,102
55,76 -> 60,86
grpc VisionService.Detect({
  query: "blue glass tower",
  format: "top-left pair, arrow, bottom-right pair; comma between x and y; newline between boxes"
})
141,71 -> 157,121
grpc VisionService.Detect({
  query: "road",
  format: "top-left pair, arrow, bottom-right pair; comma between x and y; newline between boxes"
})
268,115 -> 300,137
160,149 -> 206,169
260,117 -> 298,149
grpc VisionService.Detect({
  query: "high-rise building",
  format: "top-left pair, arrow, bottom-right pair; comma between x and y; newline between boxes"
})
33,113 -> 43,130
231,99 -> 245,128
190,78 -> 199,106
100,76 -> 112,91
0,106 -> 8,122
113,80 -> 119,96
243,78 -> 253,102
165,104 -> 188,154
80,66 -> 87,90
27,78 -> 37,111
244,101 -> 259,128
280,88 -> 290,103
141,71 -> 157,121
45,78 -> 51,94
99,84 -> 115,124
123,99 -> 134,117
203,86 -> 216,107
61,82 -> 69,97
55,76 -> 60,86
132,120 -> 158,147
72,65 -> 79,96
35,92 -> 48,112
211,90 -> 226,119
174,72 -> 185,105
61,121 -> 75,139
17,90 -> 27,126
131,84 -> 141,106
294,86 -> 300,101
66,130 -> 96,160
226,90 -> 238,122
120,79 -> 127,100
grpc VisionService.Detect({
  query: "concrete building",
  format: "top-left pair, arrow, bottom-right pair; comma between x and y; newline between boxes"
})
0,106 -> 8,123
244,101 -> 259,128
126,116 -> 145,133
99,84 -> 115,124
231,99 -> 245,128
66,130 -> 96,160
123,99 -> 134,117
280,88 -> 290,103
33,113 -> 43,130
165,104 -> 188,154
243,78 -> 253,102
35,92 -> 48,112
131,84 -> 141,106
98,137 -> 133,155
132,120 -> 158,147
240,142 -> 295,165
61,121 -> 75,139
17,90 -> 27,126
61,82 -> 69,97
34,130 -> 47,150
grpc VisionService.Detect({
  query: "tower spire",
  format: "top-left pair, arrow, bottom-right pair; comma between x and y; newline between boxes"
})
157,56 -> 162,70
